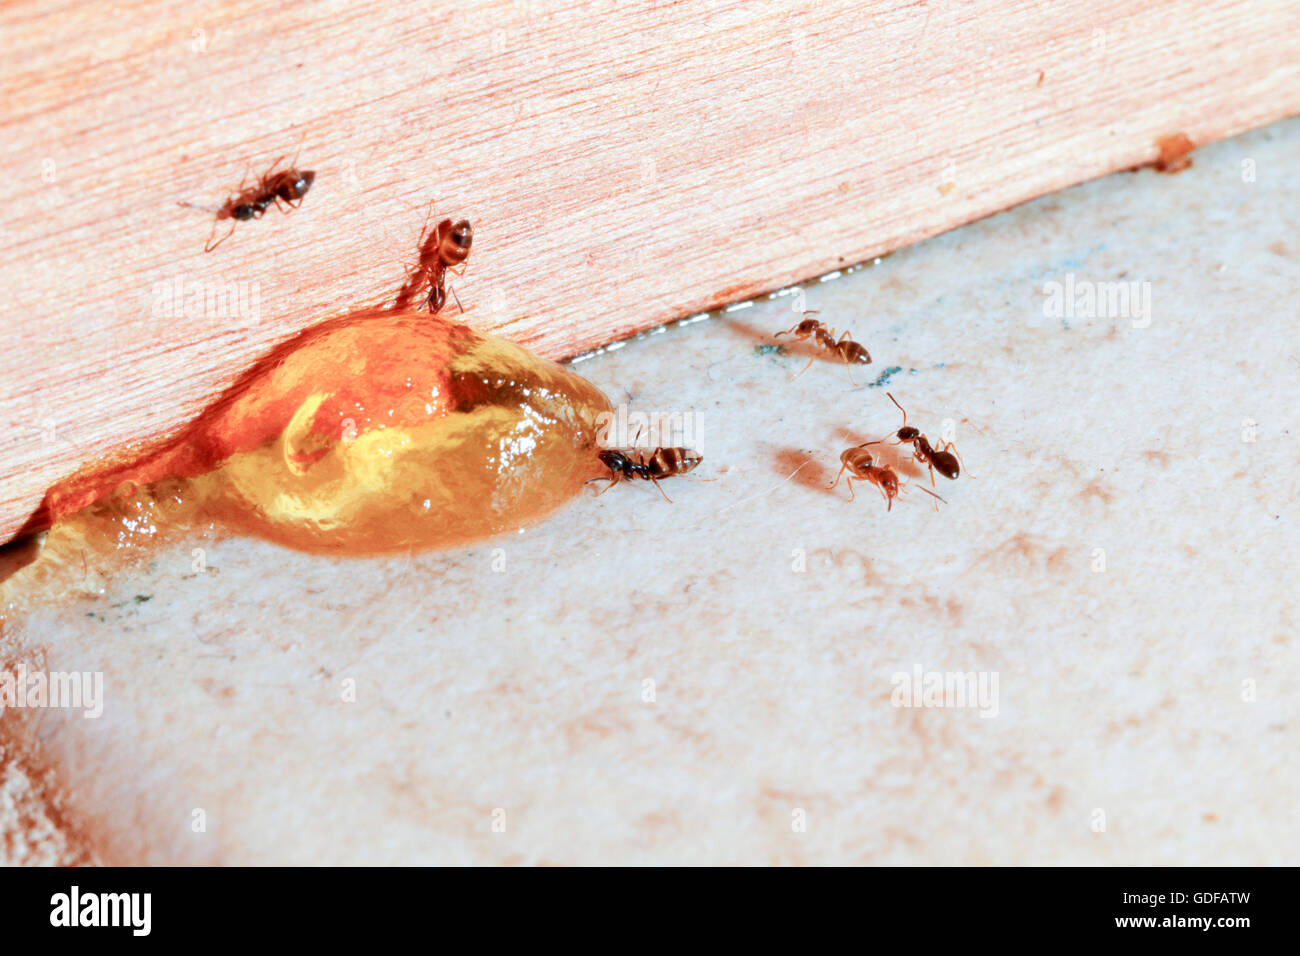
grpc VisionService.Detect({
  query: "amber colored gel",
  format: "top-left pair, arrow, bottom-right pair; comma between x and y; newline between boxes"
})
29,308 -> 612,558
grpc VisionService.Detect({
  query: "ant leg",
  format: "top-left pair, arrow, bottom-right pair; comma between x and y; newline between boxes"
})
274,185 -> 307,214
873,480 -> 891,511
264,154 -> 287,180
449,286 -> 464,314
828,462 -> 849,492
917,467 -> 941,510
200,216 -> 220,251
790,357 -> 815,381
416,201 -> 439,248
650,477 -> 673,503
205,221 -> 235,253
830,467 -> 857,502
587,473 -> 618,497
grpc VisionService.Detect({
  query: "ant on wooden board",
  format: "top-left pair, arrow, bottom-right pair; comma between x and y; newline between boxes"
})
178,153 -> 315,252
395,205 -> 473,314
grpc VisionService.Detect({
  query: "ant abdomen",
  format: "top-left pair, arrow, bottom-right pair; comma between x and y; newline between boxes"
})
842,341 -> 872,365
930,449 -> 960,480
276,170 -> 315,205
441,220 -> 473,265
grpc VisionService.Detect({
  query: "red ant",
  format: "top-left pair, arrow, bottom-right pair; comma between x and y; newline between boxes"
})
590,446 -> 703,503
395,210 -> 473,314
775,311 -> 872,380
830,441 -> 945,511
885,392 -> 968,489
179,155 -> 315,252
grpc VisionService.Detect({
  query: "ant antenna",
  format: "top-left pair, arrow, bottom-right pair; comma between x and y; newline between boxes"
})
774,309 -> 820,338
886,392 -> 908,427
916,484 -> 947,506
944,442 -> 975,479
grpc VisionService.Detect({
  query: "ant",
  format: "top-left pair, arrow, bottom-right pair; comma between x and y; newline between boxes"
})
179,155 -> 315,252
885,392 -> 968,489
396,210 -> 473,314
829,441 -> 945,511
590,446 -> 703,503
774,311 -> 872,380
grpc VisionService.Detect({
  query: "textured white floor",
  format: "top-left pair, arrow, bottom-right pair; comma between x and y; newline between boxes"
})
3,119 -> 1297,864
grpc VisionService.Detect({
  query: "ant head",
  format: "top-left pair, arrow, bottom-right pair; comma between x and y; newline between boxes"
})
598,449 -> 630,472
426,284 -> 447,314
897,426 -> 920,441
440,219 -> 473,264
775,312 -> 818,339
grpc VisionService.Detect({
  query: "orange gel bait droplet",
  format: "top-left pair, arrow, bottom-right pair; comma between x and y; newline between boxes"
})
22,308 -> 612,565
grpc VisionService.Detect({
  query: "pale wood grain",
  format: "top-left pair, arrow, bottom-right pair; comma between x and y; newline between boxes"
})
1,0 -> 1296,541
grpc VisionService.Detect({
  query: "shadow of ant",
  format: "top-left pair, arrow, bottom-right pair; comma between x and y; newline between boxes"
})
772,447 -> 833,495
723,317 -> 821,363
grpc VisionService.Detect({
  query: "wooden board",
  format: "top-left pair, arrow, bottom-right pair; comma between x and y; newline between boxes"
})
1,0 -> 1297,543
